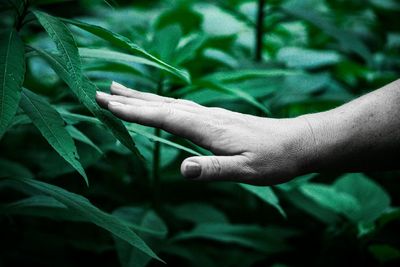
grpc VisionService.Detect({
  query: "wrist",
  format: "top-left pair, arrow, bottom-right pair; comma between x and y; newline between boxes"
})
297,110 -> 351,174
287,115 -> 320,176
269,117 -> 321,180
252,117 -> 318,184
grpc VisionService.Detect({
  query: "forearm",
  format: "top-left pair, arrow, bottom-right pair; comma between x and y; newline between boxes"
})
298,79 -> 400,174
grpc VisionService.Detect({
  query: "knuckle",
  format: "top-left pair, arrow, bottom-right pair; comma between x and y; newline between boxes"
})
169,98 -> 198,107
128,91 -> 140,98
209,157 -> 222,178
158,102 -> 174,128
200,120 -> 225,150
205,114 -> 225,130
210,118 -> 225,134
240,153 -> 260,177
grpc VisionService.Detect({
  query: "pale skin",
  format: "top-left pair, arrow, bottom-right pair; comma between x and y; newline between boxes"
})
96,79 -> 400,185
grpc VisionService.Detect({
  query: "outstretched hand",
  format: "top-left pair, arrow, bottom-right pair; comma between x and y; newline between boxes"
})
96,81 -> 313,185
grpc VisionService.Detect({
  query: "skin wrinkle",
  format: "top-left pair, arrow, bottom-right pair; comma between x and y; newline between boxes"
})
158,101 -> 174,130
301,116 -> 318,152
296,115 -> 320,174
209,156 -> 222,179
97,79 -> 400,185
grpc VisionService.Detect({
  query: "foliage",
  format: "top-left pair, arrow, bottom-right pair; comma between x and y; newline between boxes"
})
0,0 -> 400,266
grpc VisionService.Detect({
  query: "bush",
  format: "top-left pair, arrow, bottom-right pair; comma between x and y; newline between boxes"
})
1,0 -> 399,266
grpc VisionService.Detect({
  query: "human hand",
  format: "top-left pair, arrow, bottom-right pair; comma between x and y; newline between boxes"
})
96,82 -> 314,185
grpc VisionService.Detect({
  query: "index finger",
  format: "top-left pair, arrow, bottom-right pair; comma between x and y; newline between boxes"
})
106,100 -> 212,148
110,81 -> 202,108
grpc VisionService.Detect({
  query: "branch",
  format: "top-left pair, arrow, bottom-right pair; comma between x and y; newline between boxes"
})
255,0 -> 265,62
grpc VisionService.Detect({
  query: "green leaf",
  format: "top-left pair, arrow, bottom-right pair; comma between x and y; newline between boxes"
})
151,24 -> 182,62
113,207 -> 168,237
82,61 -> 152,83
1,195 -> 163,236
113,207 -> 168,267
334,173 -> 391,223
0,159 -> 33,179
6,177 -> 162,262
3,195 -> 66,211
0,195 -> 82,221
155,5 -> 203,35
20,88 -> 88,185
196,5 -> 248,36
284,188 -> 339,224
9,113 -> 31,128
277,47 -> 342,69
369,244 -> 400,263
36,143 -> 101,179
370,0 -> 400,10
61,18 -> 191,83
299,174 -> 391,225
162,244 -> 217,267
58,109 -> 201,157
173,223 -> 293,253
33,11 -> 81,78
49,52 -> 140,157
173,34 -> 206,65
240,184 -> 286,218
66,125 -> 103,154
0,29 -> 25,138
204,48 -> 239,68
188,81 -> 271,115
378,208 -> 400,228
277,173 -> 317,191
79,47 -> 169,72
32,11 -> 139,156
357,221 -> 375,237
172,203 -> 229,224
300,183 -> 361,220
205,69 -> 300,83
282,0 -> 371,62
57,107 -> 100,125
127,124 -> 202,156
160,145 -> 180,168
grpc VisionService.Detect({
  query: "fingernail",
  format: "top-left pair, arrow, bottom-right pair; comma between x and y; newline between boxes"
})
111,81 -> 126,91
109,101 -> 124,107
184,162 -> 201,179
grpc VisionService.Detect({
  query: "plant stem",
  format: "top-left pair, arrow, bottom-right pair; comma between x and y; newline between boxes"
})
255,0 -> 265,62
15,0 -> 29,31
152,80 -> 163,208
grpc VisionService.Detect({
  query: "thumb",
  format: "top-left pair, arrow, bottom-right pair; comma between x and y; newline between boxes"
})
180,155 -> 252,182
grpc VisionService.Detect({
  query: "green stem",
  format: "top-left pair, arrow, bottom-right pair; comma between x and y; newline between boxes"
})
255,0 -> 265,62
152,80 -> 163,208
15,0 -> 29,32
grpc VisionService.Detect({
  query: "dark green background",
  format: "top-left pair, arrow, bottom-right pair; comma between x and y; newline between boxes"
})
1,0 -> 400,266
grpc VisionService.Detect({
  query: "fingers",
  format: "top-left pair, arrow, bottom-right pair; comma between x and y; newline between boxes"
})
96,91 -> 196,113
106,101 -> 207,142
180,155 -> 255,182
96,81 -> 238,151
96,91 -> 137,109
96,91 -> 193,112
110,81 -> 201,108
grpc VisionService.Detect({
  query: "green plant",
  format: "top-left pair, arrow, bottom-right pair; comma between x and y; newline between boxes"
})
1,0 -> 399,266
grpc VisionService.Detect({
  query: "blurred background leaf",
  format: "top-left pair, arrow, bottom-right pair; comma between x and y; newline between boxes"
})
0,0 -> 399,266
